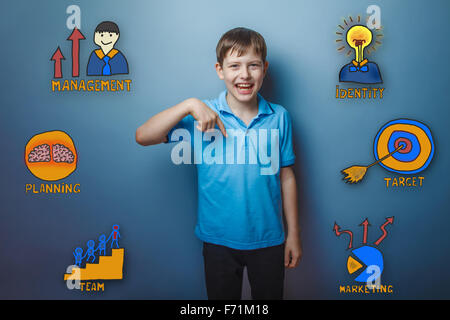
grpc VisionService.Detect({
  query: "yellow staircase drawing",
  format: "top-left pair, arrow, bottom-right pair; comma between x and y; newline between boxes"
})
64,248 -> 124,280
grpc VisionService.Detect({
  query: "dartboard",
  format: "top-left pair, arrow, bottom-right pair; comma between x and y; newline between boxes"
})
373,119 -> 434,174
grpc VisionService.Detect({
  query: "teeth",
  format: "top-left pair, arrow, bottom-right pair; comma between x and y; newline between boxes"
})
237,84 -> 252,88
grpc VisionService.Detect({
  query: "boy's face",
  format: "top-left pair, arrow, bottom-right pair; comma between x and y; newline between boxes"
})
216,47 -> 268,105
94,31 -> 119,49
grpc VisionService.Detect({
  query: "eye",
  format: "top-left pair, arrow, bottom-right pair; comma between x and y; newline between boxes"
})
109,33 -> 112,37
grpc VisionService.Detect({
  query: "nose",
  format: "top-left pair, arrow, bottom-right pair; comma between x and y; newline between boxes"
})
240,67 -> 250,79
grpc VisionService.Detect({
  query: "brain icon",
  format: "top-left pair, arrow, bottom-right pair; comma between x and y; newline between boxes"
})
25,131 -> 77,181
52,144 -> 75,163
28,144 -> 51,163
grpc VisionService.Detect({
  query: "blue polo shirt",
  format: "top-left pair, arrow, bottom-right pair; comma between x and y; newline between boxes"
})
167,91 -> 295,249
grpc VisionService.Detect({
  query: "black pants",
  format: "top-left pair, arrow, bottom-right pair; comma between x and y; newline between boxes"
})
202,242 -> 285,300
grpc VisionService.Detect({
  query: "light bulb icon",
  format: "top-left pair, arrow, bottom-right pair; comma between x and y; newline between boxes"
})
337,20 -> 382,84
346,25 -> 372,63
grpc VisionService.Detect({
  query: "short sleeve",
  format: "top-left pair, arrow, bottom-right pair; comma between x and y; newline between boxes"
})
165,115 -> 195,143
280,110 -> 296,167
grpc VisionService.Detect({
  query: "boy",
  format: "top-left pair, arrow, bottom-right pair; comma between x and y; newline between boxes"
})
86,21 -> 129,76
136,27 -> 301,300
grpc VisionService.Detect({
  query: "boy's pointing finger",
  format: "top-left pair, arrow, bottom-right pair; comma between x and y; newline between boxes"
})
216,117 -> 227,137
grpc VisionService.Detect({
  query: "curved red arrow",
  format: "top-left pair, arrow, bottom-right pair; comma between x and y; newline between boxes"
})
359,218 -> 371,245
50,47 -> 65,78
374,217 -> 394,246
67,27 -> 85,77
333,223 -> 353,250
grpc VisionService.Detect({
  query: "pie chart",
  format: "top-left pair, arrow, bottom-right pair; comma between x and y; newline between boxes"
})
347,246 -> 384,283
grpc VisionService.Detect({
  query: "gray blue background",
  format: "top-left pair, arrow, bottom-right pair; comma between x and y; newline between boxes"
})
0,0 -> 449,299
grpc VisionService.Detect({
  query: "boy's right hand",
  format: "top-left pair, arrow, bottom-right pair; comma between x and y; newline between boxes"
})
187,98 -> 227,137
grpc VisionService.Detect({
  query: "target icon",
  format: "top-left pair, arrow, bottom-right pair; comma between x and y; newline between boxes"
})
374,119 -> 434,174
342,119 -> 435,183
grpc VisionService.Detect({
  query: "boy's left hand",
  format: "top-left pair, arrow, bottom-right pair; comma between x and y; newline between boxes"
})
284,234 -> 302,268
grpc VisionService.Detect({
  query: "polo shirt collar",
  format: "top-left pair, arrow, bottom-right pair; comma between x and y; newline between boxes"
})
217,90 -> 274,117
95,49 -> 119,59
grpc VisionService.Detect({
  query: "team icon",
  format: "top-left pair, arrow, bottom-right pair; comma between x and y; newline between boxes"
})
342,119 -> 435,184
64,225 -> 124,286
25,130 -> 78,181
336,16 -> 383,84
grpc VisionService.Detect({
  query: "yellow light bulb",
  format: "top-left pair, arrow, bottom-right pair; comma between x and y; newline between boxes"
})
346,25 -> 372,63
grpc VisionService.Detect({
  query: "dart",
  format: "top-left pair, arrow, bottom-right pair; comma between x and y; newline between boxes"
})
342,145 -> 403,183
341,119 -> 435,184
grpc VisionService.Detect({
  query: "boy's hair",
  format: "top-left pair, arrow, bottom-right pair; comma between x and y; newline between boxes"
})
216,27 -> 267,66
95,21 -> 120,34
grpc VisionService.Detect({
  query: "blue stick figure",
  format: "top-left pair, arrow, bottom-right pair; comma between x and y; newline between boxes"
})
86,240 -> 97,263
73,247 -> 86,266
97,234 -> 106,256
107,225 -> 120,248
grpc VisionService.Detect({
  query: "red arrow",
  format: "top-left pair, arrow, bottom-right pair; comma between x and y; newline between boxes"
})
67,27 -> 85,77
50,47 -> 65,78
374,217 -> 394,246
333,222 -> 353,250
359,218 -> 371,245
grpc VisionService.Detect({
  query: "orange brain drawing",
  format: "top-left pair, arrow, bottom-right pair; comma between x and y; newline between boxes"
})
25,131 -> 77,181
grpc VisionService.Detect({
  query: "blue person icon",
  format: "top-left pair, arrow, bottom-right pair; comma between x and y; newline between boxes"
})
97,234 -> 106,256
73,247 -> 86,266
86,240 -> 97,263
106,225 -> 121,248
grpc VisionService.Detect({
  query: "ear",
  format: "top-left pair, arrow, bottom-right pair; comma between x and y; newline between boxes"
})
215,62 -> 224,80
263,60 -> 269,76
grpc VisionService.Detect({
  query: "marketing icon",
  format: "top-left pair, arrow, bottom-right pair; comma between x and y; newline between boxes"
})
334,217 -> 394,293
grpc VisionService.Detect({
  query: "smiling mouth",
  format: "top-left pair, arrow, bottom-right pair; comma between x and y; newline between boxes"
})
101,41 -> 112,45
235,83 -> 254,94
